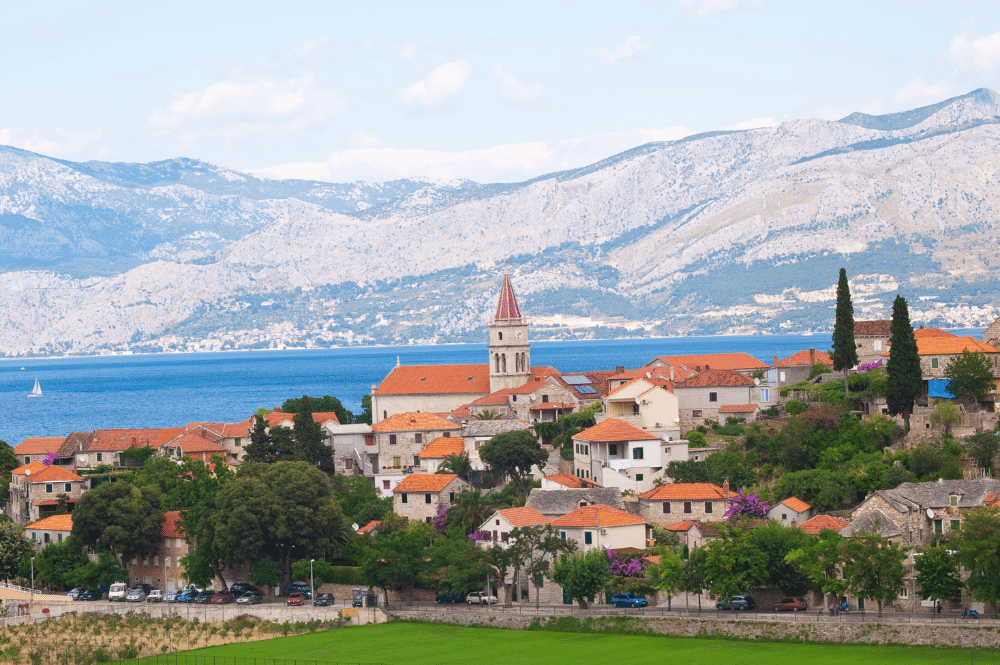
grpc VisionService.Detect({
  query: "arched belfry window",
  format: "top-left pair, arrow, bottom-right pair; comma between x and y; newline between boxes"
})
498,331 -> 503,340
495,354 -> 500,372
502,353 -> 507,373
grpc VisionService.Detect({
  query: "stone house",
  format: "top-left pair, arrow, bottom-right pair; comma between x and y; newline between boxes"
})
572,418 -> 684,494
772,349 -> 832,387
7,461 -> 86,525
158,429 -> 230,463
329,423 -> 373,476
672,370 -> 769,430
369,412 -> 462,496
477,506 -> 551,546
682,520 -> 720,550
392,473 -> 468,523
524,487 -> 626,521
768,496 -> 812,527
460,419 -> 533,473
637,481 -> 733,527
599,377 -> 682,442
911,335 -> 1000,397
60,428 -> 169,471
13,437 -> 64,466
25,513 -> 74,549
985,315 -> 1000,349
416,436 -> 465,474
213,421 -> 252,461
550,504 -> 649,553
854,320 -> 892,364
644,353 -> 769,376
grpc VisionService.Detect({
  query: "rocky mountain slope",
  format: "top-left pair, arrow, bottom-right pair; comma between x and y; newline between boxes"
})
2,89 -> 1000,355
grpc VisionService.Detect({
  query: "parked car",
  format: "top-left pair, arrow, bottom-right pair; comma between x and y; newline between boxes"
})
236,591 -> 264,605
230,583 -> 260,597
194,590 -> 215,604
716,595 -> 756,611
132,583 -> 154,595
67,587 -> 83,599
175,589 -> 197,603
287,592 -> 305,606
108,582 -> 129,601
466,591 -> 498,605
126,589 -> 146,602
436,592 -> 460,604
146,590 -> 164,603
76,588 -> 101,601
211,592 -> 235,604
609,592 -> 648,608
774,597 -> 808,612
286,583 -> 312,599
314,593 -> 335,606
164,591 -> 179,604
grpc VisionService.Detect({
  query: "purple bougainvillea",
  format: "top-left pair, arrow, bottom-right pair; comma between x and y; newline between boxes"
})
607,551 -> 645,578
724,488 -> 770,520
468,529 -> 491,542
43,452 -> 58,467
432,505 -> 450,533
857,359 -> 884,372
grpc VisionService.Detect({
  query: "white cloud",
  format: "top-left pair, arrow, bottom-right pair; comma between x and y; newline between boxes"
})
492,65 -> 543,101
949,31 -> 1000,71
398,60 -> 471,107
724,116 -> 780,131
348,131 -> 381,147
149,75 -> 336,128
599,36 -> 651,62
676,0 -> 764,16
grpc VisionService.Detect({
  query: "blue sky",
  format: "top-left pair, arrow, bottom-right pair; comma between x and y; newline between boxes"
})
1,0 -> 999,183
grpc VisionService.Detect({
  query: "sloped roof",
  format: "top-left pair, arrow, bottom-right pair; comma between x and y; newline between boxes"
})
775,350 -> 833,367
526,488 -> 626,516
14,437 -> 65,456
372,412 -> 462,432
574,418 -> 659,443
663,519 -> 697,532
393,473 -> 461,493
25,465 -> 83,482
842,510 -> 902,538
799,514 -> 851,534
448,404 -> 472,419
471,388 -> 516,406
494,272 -> 523,321
854,320 -> 892,337
418,437 -> 465,459
551,504 -> 646,528
163,511 -> 184,538
375,364 -> 491,396
26,514 -> 73,531
915,336 -> 998,355
557,371 -> 617,398
649,353 -> 768,371
605,376 -> 675,398
171,432 -> 228,454
675,369 -> 755,388
221,421 -> 252,437
90,428 -> 165,452
543,473 -> 602,489
640,483 -> 732,501
262,412 -> 295,427
12,461 -> 47,476
496,506 -> 550,527
529,402 -> 576,410
913,328 -> 957,339
461,420 -> 532,437
608,366 -> 679,382
312,412 -> 341,425
357,520 -> 382,534
718,404 -> 758,413
874,479 -> 1000,512
779,496 -> 811,513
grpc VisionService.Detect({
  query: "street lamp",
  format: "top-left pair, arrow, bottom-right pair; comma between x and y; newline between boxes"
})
310,559 -> 315,607
30,556 -> 35,615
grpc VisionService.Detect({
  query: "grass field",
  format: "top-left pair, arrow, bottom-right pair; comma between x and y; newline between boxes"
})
172,622 -> 994,665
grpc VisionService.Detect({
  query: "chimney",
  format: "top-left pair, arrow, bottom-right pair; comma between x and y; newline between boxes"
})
670,367 -> 675,381
774,355 -> 779,366
809,348 -> 816,364
616,366 -> 624,373
723,479 -> 730,496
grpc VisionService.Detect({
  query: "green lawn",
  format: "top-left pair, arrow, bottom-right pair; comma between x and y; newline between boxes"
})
168,622 -> 987,665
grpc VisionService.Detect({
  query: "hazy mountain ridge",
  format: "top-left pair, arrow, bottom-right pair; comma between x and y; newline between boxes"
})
2,89 -> 1000,356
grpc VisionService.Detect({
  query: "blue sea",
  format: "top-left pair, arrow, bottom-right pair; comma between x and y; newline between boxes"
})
0,330 -> 981,446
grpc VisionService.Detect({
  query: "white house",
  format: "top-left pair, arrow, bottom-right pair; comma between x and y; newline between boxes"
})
572,418 -> 686,494
768,497 -> 812,527
550,504 -> 649,552
477,506 -> 552,546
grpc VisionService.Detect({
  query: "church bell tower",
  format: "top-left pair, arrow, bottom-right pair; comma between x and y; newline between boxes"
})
489,272 -> 531,393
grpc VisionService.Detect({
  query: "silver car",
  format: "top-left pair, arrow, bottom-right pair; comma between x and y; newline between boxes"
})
126,589 -> 146,602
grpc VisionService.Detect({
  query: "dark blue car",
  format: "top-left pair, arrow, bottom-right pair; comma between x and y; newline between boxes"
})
176,589 -> 197,603
610,593 -> 648,608
436,592 -> 460,604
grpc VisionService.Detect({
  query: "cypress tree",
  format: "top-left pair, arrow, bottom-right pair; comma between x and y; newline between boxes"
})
886,295 -> 921,430
831,268 -> 858,401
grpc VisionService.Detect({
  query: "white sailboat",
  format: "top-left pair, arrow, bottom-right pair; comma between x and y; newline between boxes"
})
28,378 -> 42,398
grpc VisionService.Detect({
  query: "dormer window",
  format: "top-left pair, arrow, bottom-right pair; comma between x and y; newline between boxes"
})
950,495 -> 958,507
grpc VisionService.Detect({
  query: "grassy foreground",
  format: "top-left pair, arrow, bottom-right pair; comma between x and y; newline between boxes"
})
170,622 -> 987,665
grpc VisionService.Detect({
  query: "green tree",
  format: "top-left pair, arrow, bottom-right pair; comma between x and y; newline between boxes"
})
0,440 -> 19,502
29,537 -> 91,590
548,548 -> 612,609
475,410 -> 501,420
945,350 -> 994,403
840,530 -> 909,617
479,431 -> 547,498
929,400 -> 962,436
485,542 -> 521,606
291,558 -> 339,586
438,452 -> 473,482
248,559 -> 281,590
832,268 -> 859,401
71,481 -> 164,565
330,475 -> 391,526
356,395 -> 373,425
785,528 -> 846,609
952,506 -> 1000,611
0,516 -> 34,581
291,396 -> 334,473
520,524 -> 576,609
64,551 -> 129,590
281,394 -> 354,425
427,526 -> 487,596
212,461 -> 346,592
243,415 -> 275,463
446,489 -> 493,533
648,550 -> 684,610
747,521 -> 811,595
361,522 -> 431,605
886,295 -> 921,430
965,430 -> 1000,473
914,541 -> 962,606
701,521 -> 768,599
680,546 -> 708,612
773,469 -> 854,511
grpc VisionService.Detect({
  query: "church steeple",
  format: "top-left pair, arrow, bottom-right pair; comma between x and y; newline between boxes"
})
488,272 -> 530,393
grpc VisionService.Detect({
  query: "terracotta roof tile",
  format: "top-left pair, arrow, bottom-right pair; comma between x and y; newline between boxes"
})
644,554 -> 662,564
262,412 -> 295,427
14,437 -> 65,456
163,511 -> 184,538
854,320 -> 892,336
33,498 -> 78,506
663,519 -> 697,532
651,353 -> 768,371
375,364 -> 491,396
89,429 -> 166,452
774,350 -> 833,367
551,504 -> 646,528
471,388 -> 516,406
12,461 -> 48,476
25,514 -> 74,531
916,336 -> 998,355
913,328 -> 957,339
393,473 -> 460,493
574,418 -> 659,443
418,437 -> 465,459
780,497 -> 811,513
799,515 -> 851,535
543,473 -> 603,489
312,412 -> 341,425
171,433 -> 228,454
25,465 -> 83,482
448,404 -> 472,419
608,366 -> 676,382
640,483 -> 732,501
372,412 -> 462,433
357,520 -> 382,534
496,506 -> 551,527
718,404 -> 758,413
675,369 -> 756,388
606,377 -> 675,398
221,421 -> 251,437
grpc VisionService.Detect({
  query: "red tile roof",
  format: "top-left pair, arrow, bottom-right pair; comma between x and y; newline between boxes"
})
663,519 -> 697,532
651,353 -> 768,371
375,364 -> 491,395
718,404 -> 758,414
779,496 -> 811,513
854,320 -> 892,336
574,418 -> 659,443
675,369 -> 755,388
25,514 -> 73,532
171,432 -> 228,454
543,473 -> 602,489
497,506 -> 551,527
12,461 -> 48,476
471,388 -> 516,406
14,437 -> 65,456
608,366 -> 677,382
372,412 -> 462,433
551,504 -> 646,528
774,350 -> 833,367
90,428 -> 166,452
494,272 -> 523,321
529,402 -> 575,410
312,412 -> 341,425
163,511 -> 184,538
25,465 -> 83,482
640,483 -> 732,501
448,404 -> 472,419
606,377 -> 675,398
221,421 -> 252,437
915,336 -> 998,355
33,498 -> 78,506
393,473 -> 460,493
798,515 -> 851,535
357,520 -> 382,534
913,328 -> 957,339
262,412 -> 295,427
418,437 -> 465,459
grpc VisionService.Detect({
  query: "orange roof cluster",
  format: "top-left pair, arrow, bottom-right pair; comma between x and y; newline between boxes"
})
496,506 -> 551,527
418,437 -> 465,459
551,504 -> 646,528
798,515 -> 851,534
915,336 -> 998,355
913,328 -> 956,339
779,496 -> 811,512
375,364 -> 491,396
543,473 -> 603,489
372,412 -> 462,433
718,404 -> 758,414
14,437 -> 65,456
171,432 -> 228,454
651,353 -> 768,371
640,483 -> 732,501
90,428 -> 165,452
676,369 -> 755,388
162,511 -> 185,538
854,320 -> 892,336
663,519 -> 697,532
774,349 -> 833,367
393,473 -> 460,493
574,418 -> 659,443
26,514 -> 73,531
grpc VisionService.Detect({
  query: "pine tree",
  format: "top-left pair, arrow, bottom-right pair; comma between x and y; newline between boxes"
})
886,295 -> 921,430
831,268 -> 858,401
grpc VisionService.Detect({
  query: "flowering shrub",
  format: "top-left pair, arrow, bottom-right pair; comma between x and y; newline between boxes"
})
724,488 -> 770,520
607,551 -> 644,578
432,505 -> 450,533
43,452 -> 58,466
857,359 -> 883,372
468,529 -> 491,542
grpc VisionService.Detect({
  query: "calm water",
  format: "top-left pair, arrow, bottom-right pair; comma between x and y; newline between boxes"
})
2,330 -> 980,446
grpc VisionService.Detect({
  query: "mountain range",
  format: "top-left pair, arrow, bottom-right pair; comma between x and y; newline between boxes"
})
2,88 -> 1000,356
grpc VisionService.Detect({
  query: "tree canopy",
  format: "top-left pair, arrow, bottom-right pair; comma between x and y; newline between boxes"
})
840,530 -> 909,616
951,506 -> 1000,608
914,541 -> 962,604
548,548 -> 611,609
0,516 -> 34,581
479,430 -> 547,496
71,480 -> 164,564
832,268 -> 858,400
945,350 -> 994,403
886,295 -> 921,430
281,394 -> 354,425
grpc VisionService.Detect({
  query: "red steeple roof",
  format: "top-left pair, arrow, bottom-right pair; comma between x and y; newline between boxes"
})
494,272 -> 522,321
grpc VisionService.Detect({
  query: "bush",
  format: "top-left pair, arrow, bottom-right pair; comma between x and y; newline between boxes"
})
685,431 -> 706,446
785,400 -> 808,416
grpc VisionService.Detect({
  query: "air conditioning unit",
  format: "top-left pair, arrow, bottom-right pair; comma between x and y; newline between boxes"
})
601,528 -> 608,534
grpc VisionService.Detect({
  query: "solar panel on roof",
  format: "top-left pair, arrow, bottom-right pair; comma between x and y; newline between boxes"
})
576,386 -> 597,394
563,375 -> 591,385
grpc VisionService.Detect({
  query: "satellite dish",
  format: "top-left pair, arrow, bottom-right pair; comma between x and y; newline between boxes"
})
352,523 -> 360,532
754,378 -> 760,385
24,469 -> 30,476
926,508 -> 935,520
674,417 -> 680,424
602,541 -> 611,549
645,372 -> 651,379
529,394 -> 535,401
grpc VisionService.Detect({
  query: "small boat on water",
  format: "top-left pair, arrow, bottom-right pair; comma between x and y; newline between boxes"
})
27,378 -> 42,398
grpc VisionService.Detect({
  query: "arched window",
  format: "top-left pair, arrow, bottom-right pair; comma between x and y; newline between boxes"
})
498,331 -> 503,340
502,354 -> 507,373
495,354 -> 500,372
515,353 -> 520,372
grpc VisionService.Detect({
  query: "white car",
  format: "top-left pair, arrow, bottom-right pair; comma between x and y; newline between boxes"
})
146,589 -> 164,603
466,592 -> 498,605
108,582 -> 129,601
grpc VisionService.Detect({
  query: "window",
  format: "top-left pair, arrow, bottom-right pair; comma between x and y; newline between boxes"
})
934,520 -> 943,535
415,433 -> 422,445
450,492 -> 455,502
153,556 -> 159,566
874,340 -> 882,351
426,517 -> 432,524
389,434 -> 397,445
899,586 -> 908,599
560,531 -> 567,540
684,501 -> 692,514
24,456 -> 30,464
761,388 -> 770,402
46,483 -> 53,493
664,447 -> 671,456
633,403 -> 640,414
609,444 -> 618,456
393,456 -> 401,468
383,480 -> 390,490
413,457 -> 420,467
782,513 -> 788,520
692,410 -> 702,418
235,437 -> 241,447
584,445 -> 589,455
950,495 -> 958,507
709,392 -> 718,402
443,432 -> 450,437
779,371 -> 786,382
633,447 -> 644,460
542,395 -> 549,403
501,532 -> 509,542
44,533 -> 50,544
401,493 -> 408,504
635,473 -> 644,482
65,483 -> 71,492
951,520 -> 961,531
176,538 -> 182,549
585,532 -> 593,545
931,358 -> 939,369
663,502 -> 670,514
705,502 -> 713,514
575,444 -> 580,454
425,493 -> 432,504
58,533 -> 62,543
96,453 -> 103,462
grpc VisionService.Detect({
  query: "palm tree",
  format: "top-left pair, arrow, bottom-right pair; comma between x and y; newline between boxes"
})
475,409 -> 501,420
438,452 -> 473,482
448,489 -> 492,533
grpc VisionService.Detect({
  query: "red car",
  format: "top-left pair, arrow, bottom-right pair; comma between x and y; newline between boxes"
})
773,597 -> 808,612
286,592 -> 305,606
210,592 -> 235,604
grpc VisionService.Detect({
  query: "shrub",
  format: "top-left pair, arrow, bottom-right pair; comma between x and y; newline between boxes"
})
685,431 -> 706,446
785,400 -> 808,416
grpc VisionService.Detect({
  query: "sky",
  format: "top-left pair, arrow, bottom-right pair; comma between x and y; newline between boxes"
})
2,0 -> 999,184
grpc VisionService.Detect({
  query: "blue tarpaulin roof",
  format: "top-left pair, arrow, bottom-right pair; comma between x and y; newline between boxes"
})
928,380 -> 955,400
